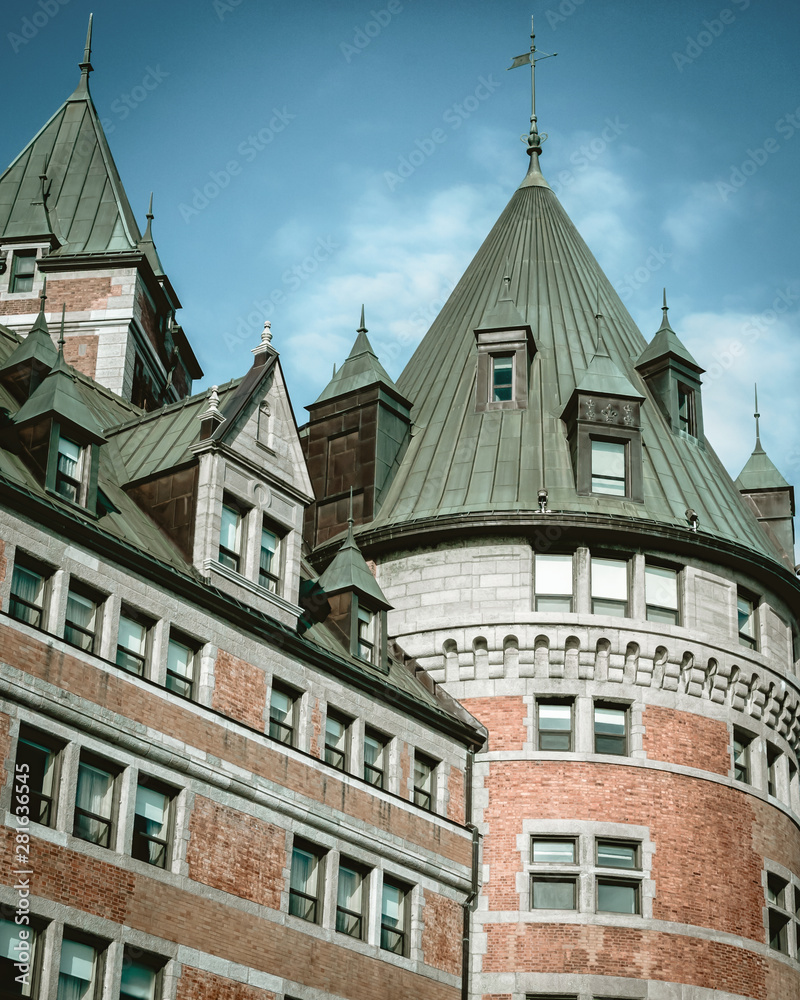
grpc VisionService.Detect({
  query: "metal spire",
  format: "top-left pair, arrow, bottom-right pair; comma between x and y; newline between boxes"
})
57,305 -> 67,353
753,383 -> 764,452
143,192 -> 155,242
508,16 -> 557,157
357,304 -> 367,334
39,277 -> 47,313
79,14 -> 93,82
594,286 -> 609,356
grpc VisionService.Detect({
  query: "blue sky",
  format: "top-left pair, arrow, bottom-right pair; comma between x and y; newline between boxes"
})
3,0 -> 799,508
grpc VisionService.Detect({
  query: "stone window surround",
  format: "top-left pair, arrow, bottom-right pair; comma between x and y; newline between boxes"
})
762,857 -> 800,961
516,819 -> 655,920
1,242 -> 47,296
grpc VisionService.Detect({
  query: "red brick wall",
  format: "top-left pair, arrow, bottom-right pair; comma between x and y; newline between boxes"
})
177,968 -> 275,1000
186,797 -> 285,907
63,334 -> 98,380
0,625 -> 471,866
459,697 -> 527,751
47,277 -> 122,311
212,649 -> 266,731
483,760 -> 766,941
422,890 -> 462,976
0,829 -> 459,1000
447,765 -> 465,824
766,958 -> 800,1000
310,697 -> 322,758
642,705 -> 730,774
0,296 -> 39,315
752,798 -> 800,871
482,923 -> 770,998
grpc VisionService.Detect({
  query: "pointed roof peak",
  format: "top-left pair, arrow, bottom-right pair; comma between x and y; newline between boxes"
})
70,13 -> 94,99
318,513 -> 391,610
357,303 -> 367,335
635,292 -> 703,373
312,310 -> 407,407
476,268 -> 529,332
753,383 -> 765,453
508,16 -> 558,171
137,191 -> 165,276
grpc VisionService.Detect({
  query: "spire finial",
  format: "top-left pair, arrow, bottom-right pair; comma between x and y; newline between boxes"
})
39,276 -> 47,312
508,15 -> 557,158
662,287 -> 668,315
143,192 -> 154,241
79,14 -> 94,82
594,286 -> 609,357
348,486 -> 354,529
754,383 -> 763,452
503,259 -> 511,296
357,304 -> 367,334
57,304 -> 66,353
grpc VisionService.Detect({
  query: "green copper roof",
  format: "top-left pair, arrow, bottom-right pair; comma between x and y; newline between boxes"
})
573,326 -> 644,401
318,521 -> 391,609
636,294 -> 703,372
313,308 -> 400,405
14,350 -> 106,441
0,61 -> 142,254
736,439 -> 790,491
364,155 -> 782,564
0,287 -> 57,375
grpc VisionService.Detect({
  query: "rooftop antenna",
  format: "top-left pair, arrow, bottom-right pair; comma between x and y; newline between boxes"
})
508,15 -> 558,156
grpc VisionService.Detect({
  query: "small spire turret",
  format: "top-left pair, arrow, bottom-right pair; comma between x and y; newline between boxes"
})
72,13 -> 94,97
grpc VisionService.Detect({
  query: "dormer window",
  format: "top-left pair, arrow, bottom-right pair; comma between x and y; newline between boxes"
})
56,435 -> 83,503
677,383 -> 696,436
357,605 -> 376,661
492,354 -> 514,402
10,250 -> 36,292
591,439 -> 627,496
218,500 -> 242,572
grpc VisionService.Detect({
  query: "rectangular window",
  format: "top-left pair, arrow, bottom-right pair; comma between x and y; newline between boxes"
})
218,501 -> 242,572
10,251 -> 36,293
14,728 -> 62,827
597,840 -> 639,869
58,938 -> 99,1000
73,758 -> 116,848
413,753 -> 436,811
531,838 -> 576,865
678,383 -> 696,435
766,872 -> 787,906
324,711 -> 350,771
0,917 -> 39,997
166,635 -> 195,699
492,354 -> 514,402
768,909 -> 789,953
591,439 -> 626,496
733,729 -> 752,784
537,701 -> 573,751
120,953 -> 160,1000
132,781 -> 172,869
645,565 -> 680,625
357,605 -> 375,661
767,743 -> 781,797
364,729 -> 387,788
116,612 -> 149,676
336,861 -> 366,939
9,561 -> 47,629
534,553 -> 573,612
531,875 -> 577,910
380,880 -> 408,955
55,436 -> 83,504
597,878 -> 640,914
737,593 -> 757,649
65,587 -> 100,653
594,703 -> 628,755
591,557 -> 628,616
259,523 -> 280,593
269,685 -> 297,746
289,842 -> 323,923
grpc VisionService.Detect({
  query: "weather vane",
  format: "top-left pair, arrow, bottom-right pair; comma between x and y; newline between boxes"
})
508,16 -> 558,155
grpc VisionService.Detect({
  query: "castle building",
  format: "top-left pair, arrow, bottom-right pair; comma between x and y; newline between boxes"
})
2,19 -> 800,1000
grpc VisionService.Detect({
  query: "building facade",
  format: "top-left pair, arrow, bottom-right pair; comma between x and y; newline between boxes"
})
2,21 -> 800,1000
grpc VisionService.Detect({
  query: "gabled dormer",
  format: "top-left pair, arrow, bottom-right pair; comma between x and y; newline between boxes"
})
635,291 -> 704,440
13,329 -> 106,512
735,391 -> 796,569
474,274 -> 535,412
0,282 -> 57,403
317,514 -> 392,670
561,308 -> 645,503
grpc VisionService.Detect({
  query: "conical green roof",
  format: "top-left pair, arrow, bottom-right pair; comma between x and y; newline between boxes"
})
636,297 -> 703,372
313,309 -> 399,405
318,521 -> 391,608
364,153 -> 781,563
0,293 -> 57,375
15,351 -> 106,441
735,441 -> 790,491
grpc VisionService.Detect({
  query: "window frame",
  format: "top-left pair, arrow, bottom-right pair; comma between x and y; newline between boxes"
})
73,753 -> 119,850
132,777 -> 175,870
0,914 -> 43,999
590,555 -> 630,617
57,933 -> 105,1000
14,725 -> 65,829
413,752 -> 437,812
593,702 -> 629,756
645,563 -> 681,625
534,552 -> 574,613
380,878 -> 410,956
119,948 -> 164,1000
590,437 -> 628,497
336,859 -> 369,940
218,497 -> 245,573
490,352 -> 515,403
269,683 -> 299,747
596,876 -> 641,914
537,699 -> 574,752
289,840 -> 325,925
737,590 -> 758,650
115,608 -> 152,677
677,382 -> 697,436
55,434 -> 84,505
9,556 -> 50,631
530,836 -> 578,866
324,709 -> 351,772
165,632 -> 197,700
531,874 -> 578,911
596,838 -> 641,871
9,250 -> 36,293
733,727 -> 753,784
258,519 -> 283,594
64,582 -> 103,654
364,728 -> 388,788
356,603 -> 376,662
